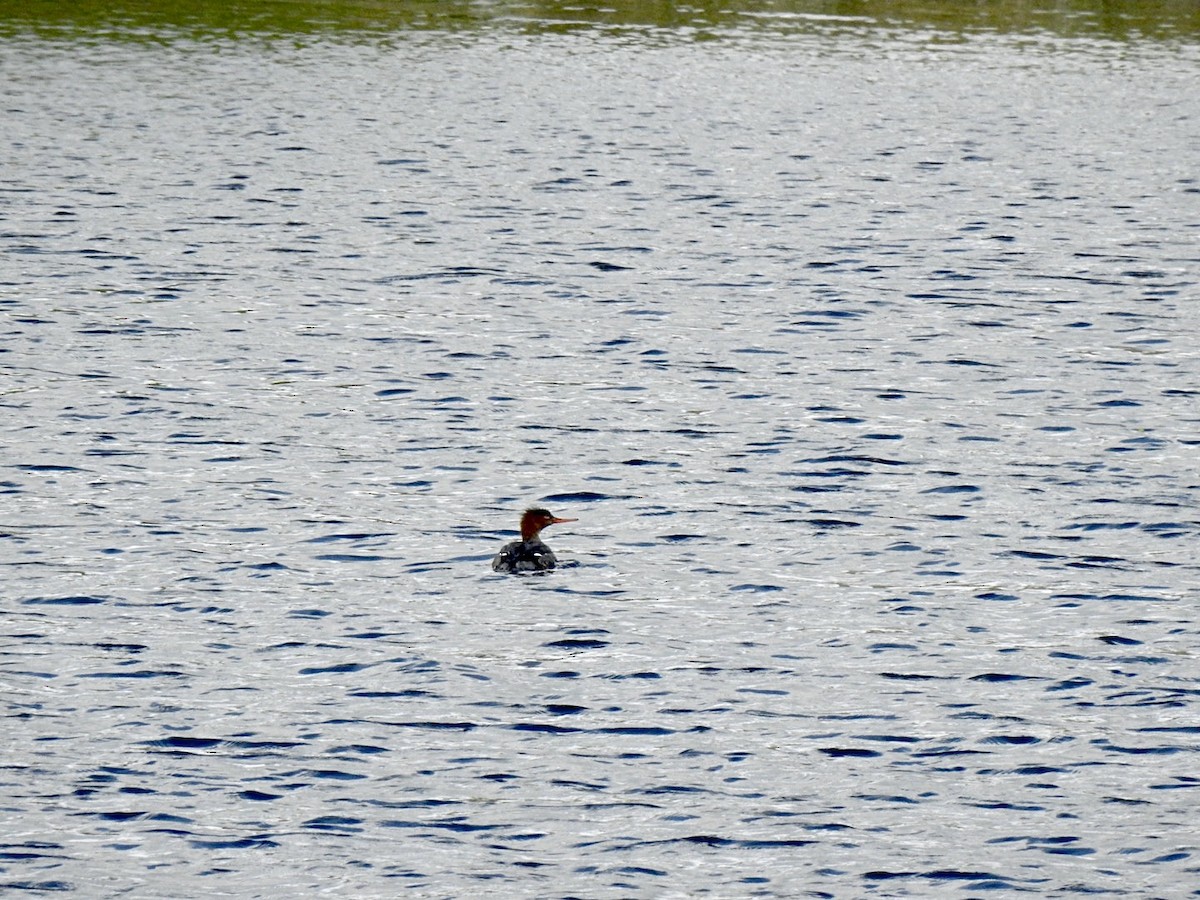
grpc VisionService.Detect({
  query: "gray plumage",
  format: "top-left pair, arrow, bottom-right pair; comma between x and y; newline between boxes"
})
491,538 -> 559,573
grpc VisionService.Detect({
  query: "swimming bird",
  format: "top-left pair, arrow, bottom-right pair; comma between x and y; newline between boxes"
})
492,507 -> 577,573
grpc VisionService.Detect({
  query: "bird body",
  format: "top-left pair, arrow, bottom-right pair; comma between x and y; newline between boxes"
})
492,508 -> 576,573
491,536 -> 560,573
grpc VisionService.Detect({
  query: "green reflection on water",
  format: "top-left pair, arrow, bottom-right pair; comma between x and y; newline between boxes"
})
0,0 -> 1197,42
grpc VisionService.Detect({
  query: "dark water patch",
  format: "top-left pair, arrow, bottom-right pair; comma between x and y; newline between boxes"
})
1094,741 -> 1180,756
540,491 -> 617,503
287,609 -> 331,618
976,592 -> 1019,602
387,721 -> 478,731
855,734 -> 922,745
984,765 -> 1068,776
1137,726 -> 1200,735
804,454 -> 907,466
815,415 -> 867,425
785,467 -> 867,479
307,532 -> 395,543
912,748 -> 988,759
544,704 -> 588,716
0,882 -> 74,892
820,747 -> 881,758
1067,555 -> 1131,569
1047,677 -> 1093,692
1053,592 -> 1173,603
543,634 -> 611,650
806,518 -> 863,530
80,669 -> 186,679
552,778 -> 608,791
1141,850 -> 1193,863
855,793 -> 920,805
299,662 -> 374,675
626,835 -> 816,850
1004,549 -> 1065,560
22,595 -> 109,606
225,739 -> 302,753
933,358 -> 1001,368
981,735 -> 1041,745
611,865 -> 668,877
297,768 -> 367,781
314,553 -> 392,562
90,810 -> 147,822
303,815 -> 363,832
0,844 -> 68,864
379,266 -> 502,282
362,799 -> 463,812
150,736 -> 223,750
864,869 -> 1015,884
187,836 -> 279,850
968,801 -> 1045,812
512,722 -> 582,734
1141,522 -> 1195,538
382,817 -> 505,833
478,772 -> 519,783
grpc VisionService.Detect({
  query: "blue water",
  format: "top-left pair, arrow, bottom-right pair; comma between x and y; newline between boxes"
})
3,23 -> 1199,898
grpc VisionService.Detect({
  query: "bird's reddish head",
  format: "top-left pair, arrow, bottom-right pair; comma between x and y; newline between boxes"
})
520,507 -> 577,542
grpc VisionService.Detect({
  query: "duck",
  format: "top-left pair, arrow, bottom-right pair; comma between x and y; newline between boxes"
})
492,507 -> 577,573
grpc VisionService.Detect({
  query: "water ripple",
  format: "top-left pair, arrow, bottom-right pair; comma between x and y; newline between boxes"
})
3,23 -> 1198,900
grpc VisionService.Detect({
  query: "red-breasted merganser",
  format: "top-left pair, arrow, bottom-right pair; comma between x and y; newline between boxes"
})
492,508 -> 577,573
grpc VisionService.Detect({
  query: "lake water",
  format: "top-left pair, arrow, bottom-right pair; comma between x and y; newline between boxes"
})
3,3 -> 1199,896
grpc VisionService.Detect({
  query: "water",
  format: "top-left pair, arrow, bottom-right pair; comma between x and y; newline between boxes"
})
3,7 -> 1199,897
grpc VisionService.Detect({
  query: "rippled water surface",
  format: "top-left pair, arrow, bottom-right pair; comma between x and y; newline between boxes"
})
3,12 -> 1200,898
